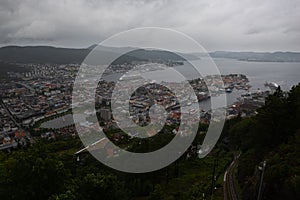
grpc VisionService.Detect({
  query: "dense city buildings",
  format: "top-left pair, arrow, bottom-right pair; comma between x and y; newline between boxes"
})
0,61 -> 269,151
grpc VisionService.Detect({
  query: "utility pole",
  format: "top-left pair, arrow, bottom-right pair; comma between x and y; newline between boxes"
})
210,158 -> 216,200
210,155 -> 218,200
257,160 -> 267,200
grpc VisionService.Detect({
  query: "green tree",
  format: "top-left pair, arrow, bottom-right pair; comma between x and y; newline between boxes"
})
76,173 -> 129,200
149,184 -> 163,200
0,141 -> 71,200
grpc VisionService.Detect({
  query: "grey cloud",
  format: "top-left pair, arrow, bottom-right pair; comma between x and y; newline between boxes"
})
0,0 -> 299,51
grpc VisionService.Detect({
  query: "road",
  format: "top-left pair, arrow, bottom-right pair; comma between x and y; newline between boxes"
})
223,154 -> 240,200
14,81 -> 35,93
0,100 -> 21,128
1,100 -> 32,140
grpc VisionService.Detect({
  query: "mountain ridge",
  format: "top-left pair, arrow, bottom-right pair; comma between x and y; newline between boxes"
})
1,45 -> 300,64
0,45 -> 196,64
209,51 -> 300,62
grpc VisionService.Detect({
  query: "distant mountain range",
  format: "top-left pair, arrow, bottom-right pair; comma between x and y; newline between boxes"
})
0,45 -> 300,64
0,46 -> 90,64
0,45 -> 196,64
209,51 -> 300,62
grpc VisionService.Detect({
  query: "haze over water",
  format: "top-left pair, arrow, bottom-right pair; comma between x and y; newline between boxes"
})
161,58 -> 300,109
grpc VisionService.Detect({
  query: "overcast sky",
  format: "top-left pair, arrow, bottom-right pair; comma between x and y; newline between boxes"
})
1,0 -> 300,51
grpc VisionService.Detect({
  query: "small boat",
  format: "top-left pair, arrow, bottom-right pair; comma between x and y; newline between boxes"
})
225,88 -> 233,93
